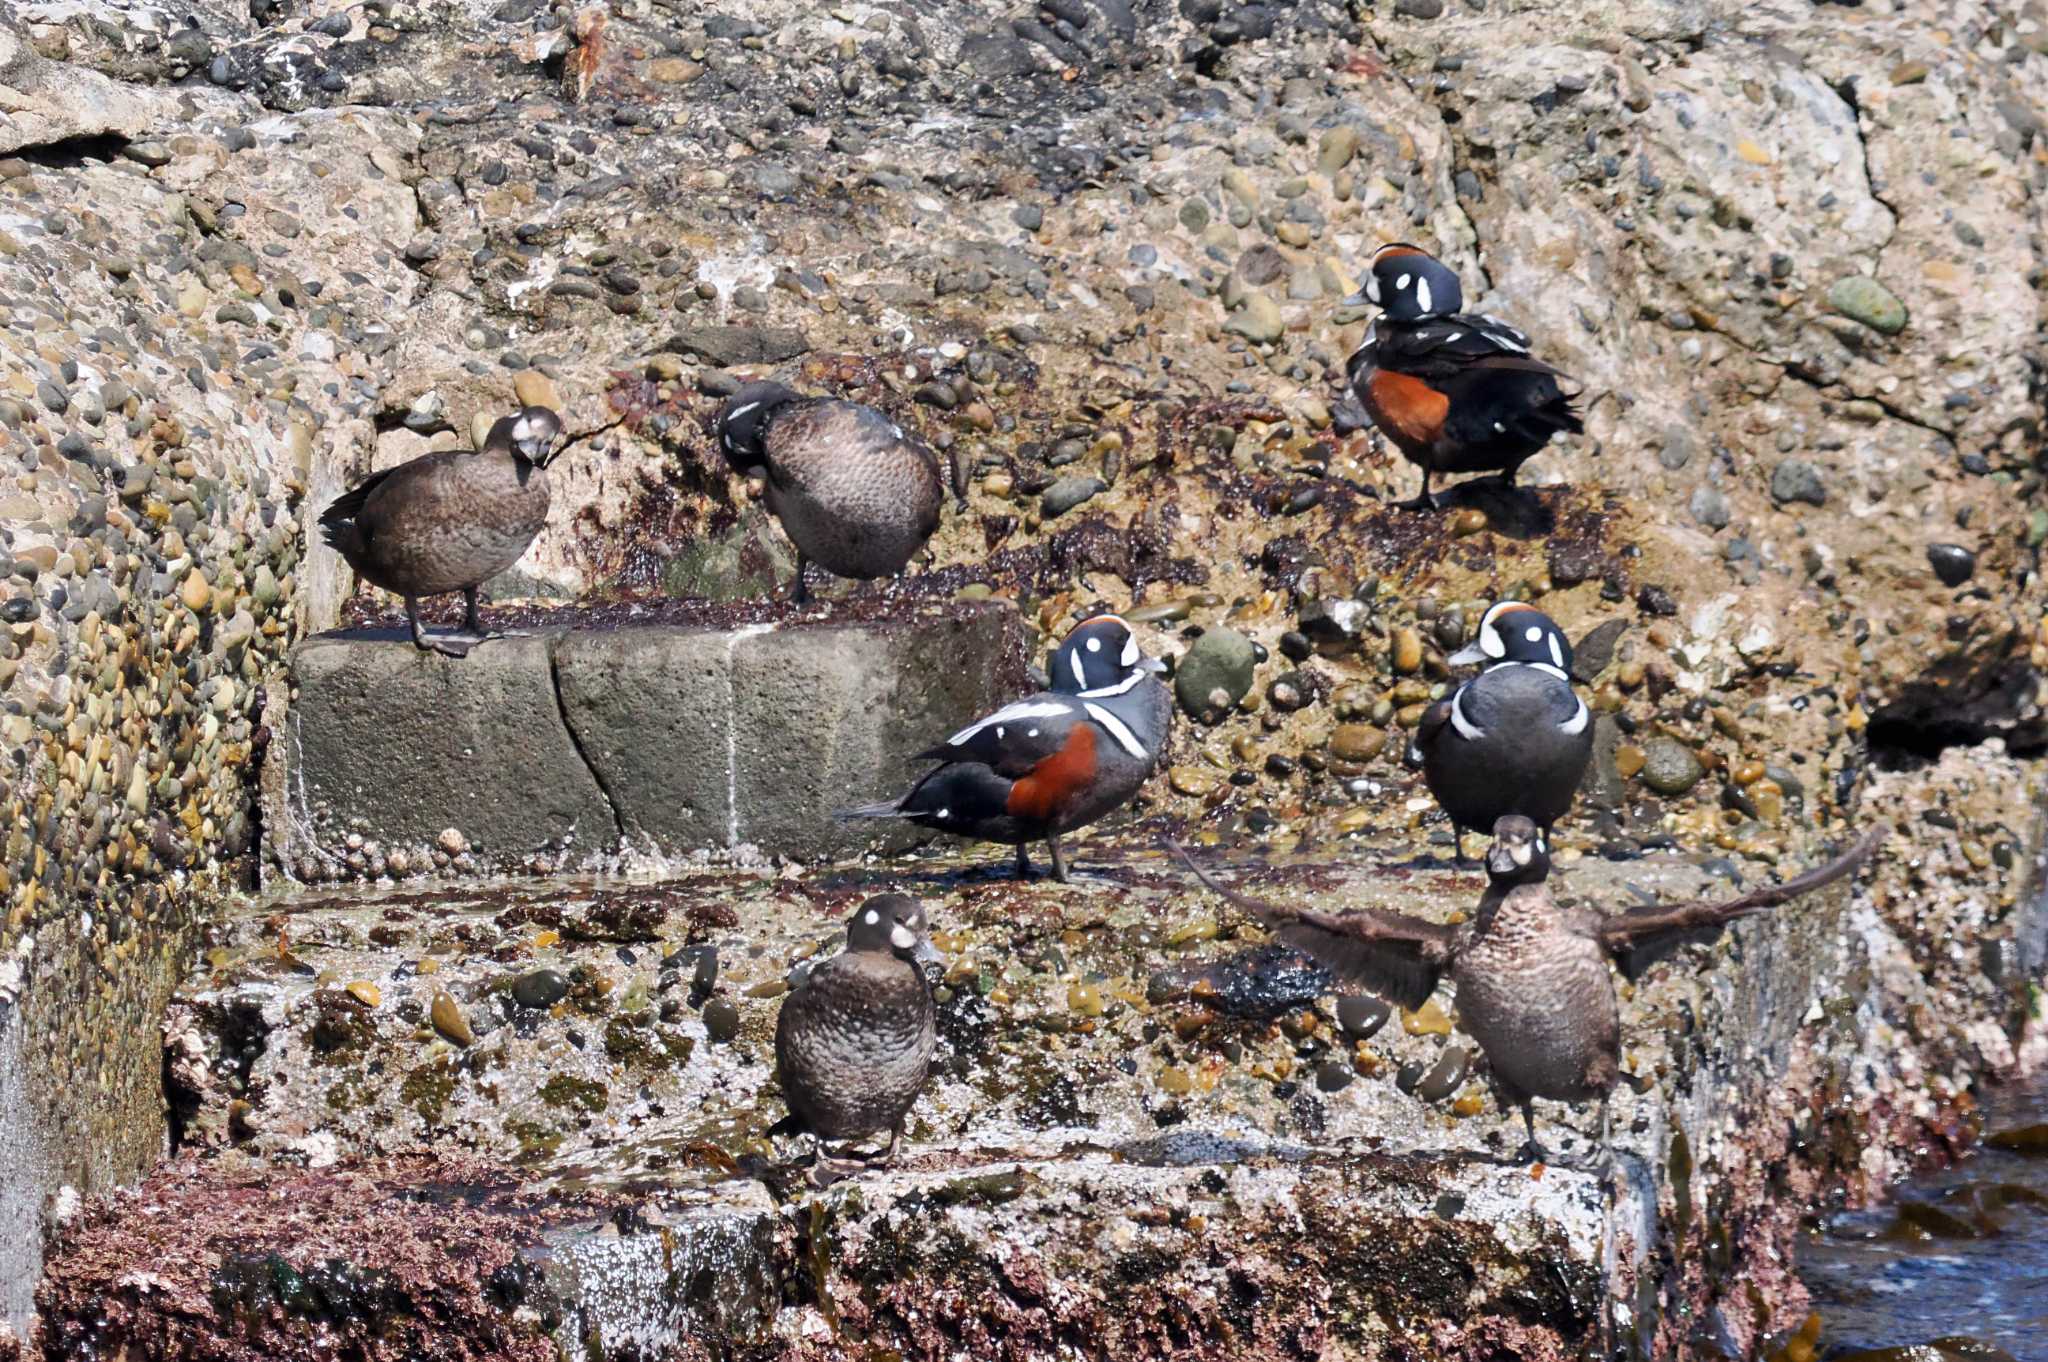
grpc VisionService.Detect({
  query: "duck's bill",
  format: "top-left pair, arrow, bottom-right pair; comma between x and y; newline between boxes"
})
1338,289 -> 1372,308
1447,644 -> 1488,665
1140,656 -> 1168,673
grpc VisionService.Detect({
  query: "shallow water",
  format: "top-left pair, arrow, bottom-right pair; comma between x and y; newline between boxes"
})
1801,1069 -> 2048,1360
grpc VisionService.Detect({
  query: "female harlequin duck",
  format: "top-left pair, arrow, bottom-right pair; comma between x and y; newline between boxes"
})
1342,243 -> 1582,508
1182,817 -> 1884,1165
717,382 -> 947,603
1408,602 -> 1592,860
773,893 -> 938,1183
319,406 -> 565,657
843,615 -> 1171,882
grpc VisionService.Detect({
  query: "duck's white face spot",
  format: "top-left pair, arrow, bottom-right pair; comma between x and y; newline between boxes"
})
935,807 -> 950,819
1365,275 -> 1381,303
512,417 -> 535,442
1525,625 -> 1543,643
1069,650 -> 1088,689
1027,727 -> 1040,738
1087,637 -> 1102,653
889,923 -> 918,950
1535,832 -> 1548,854
1415,276 -> 1433,312
1480,621 -> 1505,659
1510,842 -> 1533,866
995,726 -> 1005,739
728,401 -> 760,422
1120,634 -> 1139,667
862,910 -> 880,926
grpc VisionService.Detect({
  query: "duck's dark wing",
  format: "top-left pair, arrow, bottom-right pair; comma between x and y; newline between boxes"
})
1406,694 -> 1454,768
318,466 -> 397,536
915,694 -> 1083,778
1597,825 -> 1885,980
1374,314 -> 1559,371
1173,845 -> 1454,1010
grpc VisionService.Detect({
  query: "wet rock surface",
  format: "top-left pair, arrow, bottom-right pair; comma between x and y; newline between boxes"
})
33,738 -> 2044,1359
0,0 -> 2044,1350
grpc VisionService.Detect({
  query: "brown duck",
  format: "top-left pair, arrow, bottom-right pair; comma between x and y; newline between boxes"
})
771,893 -> 938,1182
716,382 -> 947,604
1180,817 -> 1884,1163
319,406 -> 564,656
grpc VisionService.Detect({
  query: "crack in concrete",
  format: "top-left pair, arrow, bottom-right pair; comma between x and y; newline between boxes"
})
546,634 -> 627,848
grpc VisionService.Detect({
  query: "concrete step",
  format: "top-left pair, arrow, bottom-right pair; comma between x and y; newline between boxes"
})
77,839 -> 1868,1357
268,600 -> 1027,880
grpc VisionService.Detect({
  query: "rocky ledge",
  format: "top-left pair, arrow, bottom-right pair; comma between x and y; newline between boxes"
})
23,737 -> 2043,1360
271,599 -> 1028,876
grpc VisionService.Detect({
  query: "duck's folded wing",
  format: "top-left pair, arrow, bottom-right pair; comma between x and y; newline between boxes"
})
1175,845 -> 1454,1009
1597,825 -> 1885,980
318,466 -> 397,530
916,695 -> 1080,778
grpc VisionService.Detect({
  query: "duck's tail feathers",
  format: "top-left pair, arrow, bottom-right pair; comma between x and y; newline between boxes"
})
836,800 -> 906,822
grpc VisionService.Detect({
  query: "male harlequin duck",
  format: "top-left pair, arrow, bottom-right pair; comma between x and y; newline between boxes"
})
319,406 -> 565,657
843,615 -> 1171,882
1181,818 -> 1884,1164
772,893 -> 938,1182
717,382 -> 947,604
1409,602 -> 1592,860
1342,243 -> 1582,508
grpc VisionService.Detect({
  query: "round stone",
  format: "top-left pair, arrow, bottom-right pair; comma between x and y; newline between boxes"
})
1638,738 -> 1705,796
1336,994 -> 1390,1039
702,998 -> 742,1043
1174,627 -> 1257,723
512,969 -> 569,1009
1328,724 -> 1386,762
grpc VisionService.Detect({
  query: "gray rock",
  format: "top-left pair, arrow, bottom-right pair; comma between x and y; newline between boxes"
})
1770,459 -> 1827,507
1639,738 -> 1704,797
1572,618 -> 1627,680
1175,626 -> 1257,723
1658,426 -> 1695,471
513,969 -> 570,1009
1690,485 -> 1731,529
1826,276 -> 1908,335
1041,476 -> 1106,518
1223,293 -> 1283,344
166,27 -> 214,66
1580,714 -> 1628,811
667,325 -> 811,366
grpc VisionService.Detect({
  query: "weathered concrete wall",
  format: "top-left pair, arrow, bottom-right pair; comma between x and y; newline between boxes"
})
275,603 -> 1028,875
